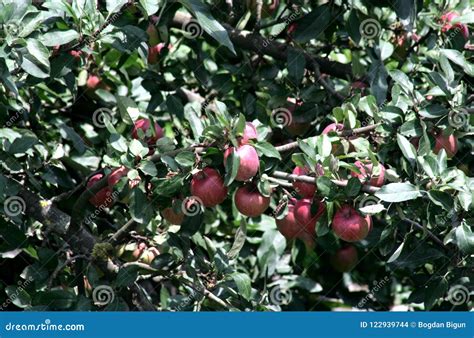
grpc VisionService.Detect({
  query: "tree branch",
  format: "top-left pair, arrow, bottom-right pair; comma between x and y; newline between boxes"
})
171,12 -> 352,80
271,170 -> 381,194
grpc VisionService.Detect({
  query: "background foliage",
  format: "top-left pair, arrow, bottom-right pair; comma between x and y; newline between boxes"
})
0,0 -> 473,311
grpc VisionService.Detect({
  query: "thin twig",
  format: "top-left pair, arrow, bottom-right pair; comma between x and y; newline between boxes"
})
275,123 -> 381,152
271,171 -> 380,194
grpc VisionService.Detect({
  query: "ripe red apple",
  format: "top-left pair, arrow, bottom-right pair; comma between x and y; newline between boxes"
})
238,122 -> 258,145
292,166 -> 316,198
330,246 -> 358,272
441,12 -> 469,40
223,144 -> 260,181
235,184 -> 270,217
350,161 -> 386,187
162,206 -> 184,225
86,75 -> 101,90
332,204 -> 371,242
132,118 -> 163,146
190,167 -> 228,207
433,132 -> 458,158
87,173 -> 113,208
148,43 -> 172,64
294,198 -> 326,237
276,198 -> 299,240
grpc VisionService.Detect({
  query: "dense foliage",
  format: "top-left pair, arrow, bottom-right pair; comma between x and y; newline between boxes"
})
0,0 -> 473,312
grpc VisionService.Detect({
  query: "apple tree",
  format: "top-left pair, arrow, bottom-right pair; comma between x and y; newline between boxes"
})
0,0 -> 473,311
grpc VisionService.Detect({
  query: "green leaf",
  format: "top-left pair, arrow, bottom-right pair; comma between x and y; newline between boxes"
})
375,183 -> 421,202
455,223 -> 474,254
7,134 -> 38,154
424,278 -> 447,310
227,221 -> 247,259
419,104 -> 448,118
129,139 -> 148,157
253,142 -> 281,160
389,70 -> 413,94
224,148 -> 239,186
316,176 -> 337,198
138,160 -> 157,176
345,177 -> 362,197
387,242 -> 404,263
440,49 -> 474,77
115,266 -> 139,287
175,151 -> 195,168
184,0 -> 235,54
139,0 -> 160,16
397,133 -> 416,165
41,30 -> 79,46
130,189 -> 153,224
427,190 -> 454,211
287,49 -> 306,85
5,285 -> 31,308
116,96 -> 139,124
230,272 -> 251,301
293,5 -> 331,43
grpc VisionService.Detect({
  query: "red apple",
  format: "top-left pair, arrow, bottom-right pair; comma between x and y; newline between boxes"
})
87,173 -> 113,208
148,43 -> 171,64
132,118 -> 163,146
350,161 -> 386,187
234,184 -> 270,217
162,206 -> 184,225
433,132 -> 458,158
330,246 -> 358,272
332,204 -> 371,242
223,144 -> 260,182
276,198 -> 299,240
294,198 -> 326,237
190,167 -> 228,207
441,12 -> 469,40
86,75 -> 101,90
292,166 -> 316,198
238,122 -> 258,145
